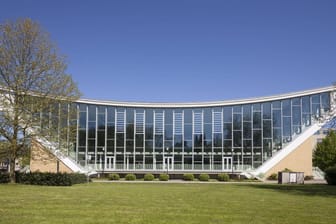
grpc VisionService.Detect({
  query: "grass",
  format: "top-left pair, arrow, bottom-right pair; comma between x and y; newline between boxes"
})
0,182 -> 335,224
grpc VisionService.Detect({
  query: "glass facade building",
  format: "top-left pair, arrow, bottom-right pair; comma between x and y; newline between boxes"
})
69,87 -> 335,173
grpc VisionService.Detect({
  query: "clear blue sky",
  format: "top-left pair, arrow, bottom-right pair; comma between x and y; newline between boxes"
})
1,0 -> 335,102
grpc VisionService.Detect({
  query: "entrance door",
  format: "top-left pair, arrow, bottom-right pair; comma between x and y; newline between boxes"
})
105,156 -> 114,170
222,157 -> 232,171
164,157 -> 173,171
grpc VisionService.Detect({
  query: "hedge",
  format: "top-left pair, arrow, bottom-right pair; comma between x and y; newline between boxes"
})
183,173 -> 194,181
15,172 -> 87,186
159,173 -> 169,181
325,165 -> 336,185
0,173 -> 10,184
108,173 -> 120,181
217,173 -> 230,182
144,173 -> 154,181
125,173 -> 136,181
198,174 -> 209,181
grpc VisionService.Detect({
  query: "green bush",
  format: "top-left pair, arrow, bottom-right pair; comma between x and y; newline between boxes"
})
304,175 -> 314,181
144,173 -> 154,181
267,173 -> 278,180
325,165 -> 336,185
217,173 -> 230,182
183,173 -> 194,181
125,173 -> 136,181
0,173 -> 10,184
15,172 -> 87,186
198,174 -> 209,181
108,173 -> 120,181
159,173 -> 169,181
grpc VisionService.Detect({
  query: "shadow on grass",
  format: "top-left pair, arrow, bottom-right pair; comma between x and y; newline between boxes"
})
237,183 -> 336,198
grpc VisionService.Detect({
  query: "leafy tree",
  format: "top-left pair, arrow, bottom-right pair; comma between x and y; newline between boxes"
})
0,18 -> 81,183
313,130 -> 336,171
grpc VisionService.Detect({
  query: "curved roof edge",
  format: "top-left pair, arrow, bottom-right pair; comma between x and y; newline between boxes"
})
77,86 -> 335,108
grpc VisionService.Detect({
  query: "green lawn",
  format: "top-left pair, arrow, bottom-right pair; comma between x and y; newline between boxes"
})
0,182 -> 335,224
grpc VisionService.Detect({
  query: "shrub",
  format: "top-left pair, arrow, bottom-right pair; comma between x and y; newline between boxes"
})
108,173 -> 120,181
159,173 -> 169,181
144,173 -> 154,181
282,168 -> 293,172
267,173 -> 278,180
217,173 -> 230,182
198,174 -> 209,181
304,175 -> 314,181
125,173 -> 136,181
0,173 -> 10,184
183,173 -> 194,181
325,165 -> 336,185
15,172 -> 87,186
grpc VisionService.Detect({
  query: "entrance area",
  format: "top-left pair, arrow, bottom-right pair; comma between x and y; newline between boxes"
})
164,157 -> 173,171
105,156 -> 114,170
222,157 -> 232,171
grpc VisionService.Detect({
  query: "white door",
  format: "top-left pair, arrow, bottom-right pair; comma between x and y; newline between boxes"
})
222,157 -> 232,171
164,157 -> 173,171
105,156 -> 114,170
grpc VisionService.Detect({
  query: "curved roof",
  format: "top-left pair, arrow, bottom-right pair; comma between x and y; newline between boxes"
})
77,86 -> 335,108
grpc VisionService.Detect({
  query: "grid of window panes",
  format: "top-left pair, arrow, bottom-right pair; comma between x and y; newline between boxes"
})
74,92 -> 331,171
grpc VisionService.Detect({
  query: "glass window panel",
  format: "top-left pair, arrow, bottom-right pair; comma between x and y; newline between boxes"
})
262,103 -> 271,119
263,120 -> 272,138
78,130 -> 86,146
136,134 -> 144,147
145,124 -> 153,140
283,117 -> 291,137
321,93 -> 330,112
88,122 -> 96,138
184,124 -> 192,140
213,133 -> 222,147
282,100 -> 291,116
233,114 -> 242,130
155,135 -> 163,148
126,108 -> 134,123
165,124 -> 173,140
253,130 -> 262,147
194,134 -> 203,147
126,124 -> 134,139
204,108 -> 212,123
253,104 -> 261,111
233,106 -> 241,113
272,101 -> 281,109
88,105 -> 96,121
145,140 -> 153,152
253,112 -> 261,129
107,107 -> 115,123
243,105 -> 252,121
165,109 -> 173,124
116,133 -> 124,147
272,110 -> 281,128
312,104 -> 320,117
97,131 -> 105,146
272,128 -> 282,149
184,140 -> 192,152
243,139 -> 252,148
79,104 -> 86,112
107,124 -> 115,139
311,94 -> 320,104
292,107 -> 301,126
243,122 -> 252,139
79,112 -> 87,129
292,98 -> 300,106
184,109 -> 192,124
223,123 -> 232,139
204,124 -> 212,140
223,107 -> 232,122
233,131 -> 242,147
98,113 -> 105,130
145,109 -> 153,124
174,135 -> 183,147
302,96 -> 310,113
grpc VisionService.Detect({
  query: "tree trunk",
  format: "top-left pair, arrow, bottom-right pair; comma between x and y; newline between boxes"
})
9,157 -> 16,183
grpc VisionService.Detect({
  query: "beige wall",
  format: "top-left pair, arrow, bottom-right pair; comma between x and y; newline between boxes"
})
264,136 -> 315,178
30,140 -> 73,173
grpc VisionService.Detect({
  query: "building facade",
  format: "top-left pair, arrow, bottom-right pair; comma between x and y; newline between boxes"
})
61,86 -> 335,174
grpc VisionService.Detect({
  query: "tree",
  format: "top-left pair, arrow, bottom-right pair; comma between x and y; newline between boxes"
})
313,130 -> 336,171
0,18 -> 81,183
